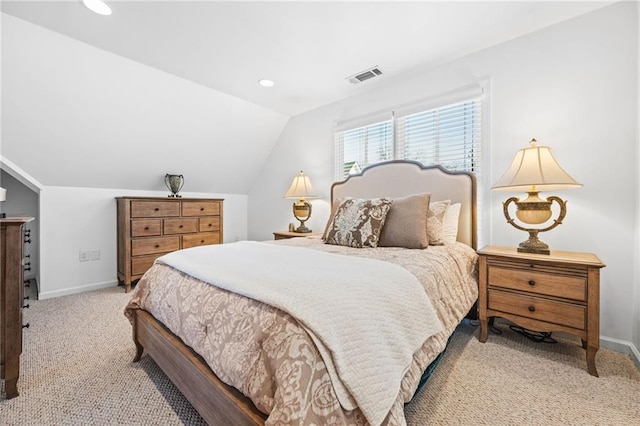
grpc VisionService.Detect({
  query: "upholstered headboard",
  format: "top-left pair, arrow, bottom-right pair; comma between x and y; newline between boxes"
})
331,160 -> 477,249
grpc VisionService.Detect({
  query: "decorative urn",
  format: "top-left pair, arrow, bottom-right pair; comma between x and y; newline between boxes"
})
165,174 -> 184,198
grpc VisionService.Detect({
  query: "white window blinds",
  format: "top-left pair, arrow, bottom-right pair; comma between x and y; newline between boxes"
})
395,98 -> 482,174
335,88 -> 483,180
334,118 -> 393,179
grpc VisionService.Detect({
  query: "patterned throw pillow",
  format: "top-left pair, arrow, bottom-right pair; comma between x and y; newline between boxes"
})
427,200 -> 451,245
324,198 -> 392,248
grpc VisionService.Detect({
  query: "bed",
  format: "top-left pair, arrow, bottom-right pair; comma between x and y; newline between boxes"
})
125,160 -> 478,426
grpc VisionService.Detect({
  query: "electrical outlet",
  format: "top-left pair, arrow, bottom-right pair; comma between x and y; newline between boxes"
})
79,250 -> 89,262
89,249 -> 101,261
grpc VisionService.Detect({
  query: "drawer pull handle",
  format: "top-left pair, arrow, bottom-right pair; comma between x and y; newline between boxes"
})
179,225 -> 183,228
154,207 -> 159,211
528,305 -> 536,312
22,323 -> 30,329
200,208 -> 205,211
155,244 -> 160,248
23,304 -> 29,309
144,227 -> 149,230
200,240 -> 205,243
528,280 -> 536,286
208,223 -> 212,227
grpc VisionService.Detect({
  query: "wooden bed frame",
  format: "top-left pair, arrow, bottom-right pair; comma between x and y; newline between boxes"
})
132,160 -> 477,425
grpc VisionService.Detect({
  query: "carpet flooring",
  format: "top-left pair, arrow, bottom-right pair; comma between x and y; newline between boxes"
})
1,286 -> 639,425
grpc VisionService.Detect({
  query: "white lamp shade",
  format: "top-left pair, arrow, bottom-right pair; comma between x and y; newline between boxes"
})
492,139 -> 582,192
284,171 -> 319,200
0,187 -> 6,202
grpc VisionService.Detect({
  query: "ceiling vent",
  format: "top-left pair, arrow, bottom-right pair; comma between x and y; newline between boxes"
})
347,66 -> 383,84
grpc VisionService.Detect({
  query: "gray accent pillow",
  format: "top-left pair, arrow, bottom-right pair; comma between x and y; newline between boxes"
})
427,200 -> 451,245
324,198 -> 392,248
378,193 -> 431,249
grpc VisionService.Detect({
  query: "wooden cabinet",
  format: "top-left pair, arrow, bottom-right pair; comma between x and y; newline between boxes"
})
273,231 -> 322,240
1,217 -> 33,398
117,197 -> 223,292
477,245 -> 605,376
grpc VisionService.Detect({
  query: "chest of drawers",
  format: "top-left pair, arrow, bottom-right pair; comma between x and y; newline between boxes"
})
477,245 -> 605,376
1,217 -> 33,398
117,197 -> 223,292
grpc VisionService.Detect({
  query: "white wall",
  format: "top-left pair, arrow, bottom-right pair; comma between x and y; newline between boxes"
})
1,13 -> 288,194
249,2 -> 639,348
39,187 -> 247,299
634,0 -> 640,366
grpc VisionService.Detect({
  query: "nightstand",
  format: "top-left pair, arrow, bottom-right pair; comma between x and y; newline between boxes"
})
273,231 -> 322,240
477,245 -> 605,376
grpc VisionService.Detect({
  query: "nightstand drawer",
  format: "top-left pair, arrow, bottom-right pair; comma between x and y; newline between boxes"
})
131,236 -> 180,256
163,218 -> 198,235
488,289 -> 585,330
488,266 -> 586,301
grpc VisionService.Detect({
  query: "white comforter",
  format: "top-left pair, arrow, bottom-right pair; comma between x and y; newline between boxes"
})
158,241 -> 443,426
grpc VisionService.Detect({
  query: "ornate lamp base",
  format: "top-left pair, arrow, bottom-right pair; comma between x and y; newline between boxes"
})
292,200 -> 313,233
517,229 -> 550,255
503,193 -> 567,255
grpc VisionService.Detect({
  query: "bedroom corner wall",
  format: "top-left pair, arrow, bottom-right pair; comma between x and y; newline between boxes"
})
38,187 -> 247,299
248,1 -> 640,349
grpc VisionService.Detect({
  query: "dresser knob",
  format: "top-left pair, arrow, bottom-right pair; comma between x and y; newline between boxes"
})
528,305 -> 536,312
22,323 -> 30,329
528,280 -> 536,286
24,238 -> 31,244
154,207 -> 159,211
179,225 -> 183,228
24,296 -> 30,300
25,254 -> 31,258
144,227 -> 149,230
200,240 -> 205,243
24,267 -> 31,272
155,244 -> 160,248
208,223 -> 212,227
23,304 -> 29,309
200,208 -> 204,211
24,262 -> 31,267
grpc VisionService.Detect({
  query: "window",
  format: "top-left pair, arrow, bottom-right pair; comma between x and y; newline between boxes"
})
334,119 -> 393,179
334,88 -> 483,181
396,99 -> 481,174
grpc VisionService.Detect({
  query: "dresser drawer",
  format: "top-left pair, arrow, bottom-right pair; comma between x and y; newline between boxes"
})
182,201 -> 220,217
488,289 -> 585,330
163,218 -> 198,235
199,217 -> 221,232
131,254 -> 165,276
131,201 -> 180,218
182,232 -> 220,248
131,236 -> 180,256
488,266 -> 586,302
131,220 -> 161,237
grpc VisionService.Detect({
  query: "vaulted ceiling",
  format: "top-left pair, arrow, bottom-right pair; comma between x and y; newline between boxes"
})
0,1 -> 612,193
2,1 -> 611,116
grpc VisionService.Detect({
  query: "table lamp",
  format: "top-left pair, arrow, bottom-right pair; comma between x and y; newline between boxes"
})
284,171 -> 319,233
492,138 -> 582,254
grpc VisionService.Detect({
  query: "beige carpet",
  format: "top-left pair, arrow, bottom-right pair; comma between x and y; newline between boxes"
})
1,287 -> 638,425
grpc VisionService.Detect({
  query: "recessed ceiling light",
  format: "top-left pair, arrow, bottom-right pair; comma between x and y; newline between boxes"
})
82,0 -> 112,16
258,79 -> 275,88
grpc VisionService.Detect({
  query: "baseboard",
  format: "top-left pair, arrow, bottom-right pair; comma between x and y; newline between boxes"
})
600,335 -> 640,370
39,280 -> 118,300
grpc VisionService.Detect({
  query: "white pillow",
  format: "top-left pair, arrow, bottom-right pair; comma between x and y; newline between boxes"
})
442,203 -> 461,244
